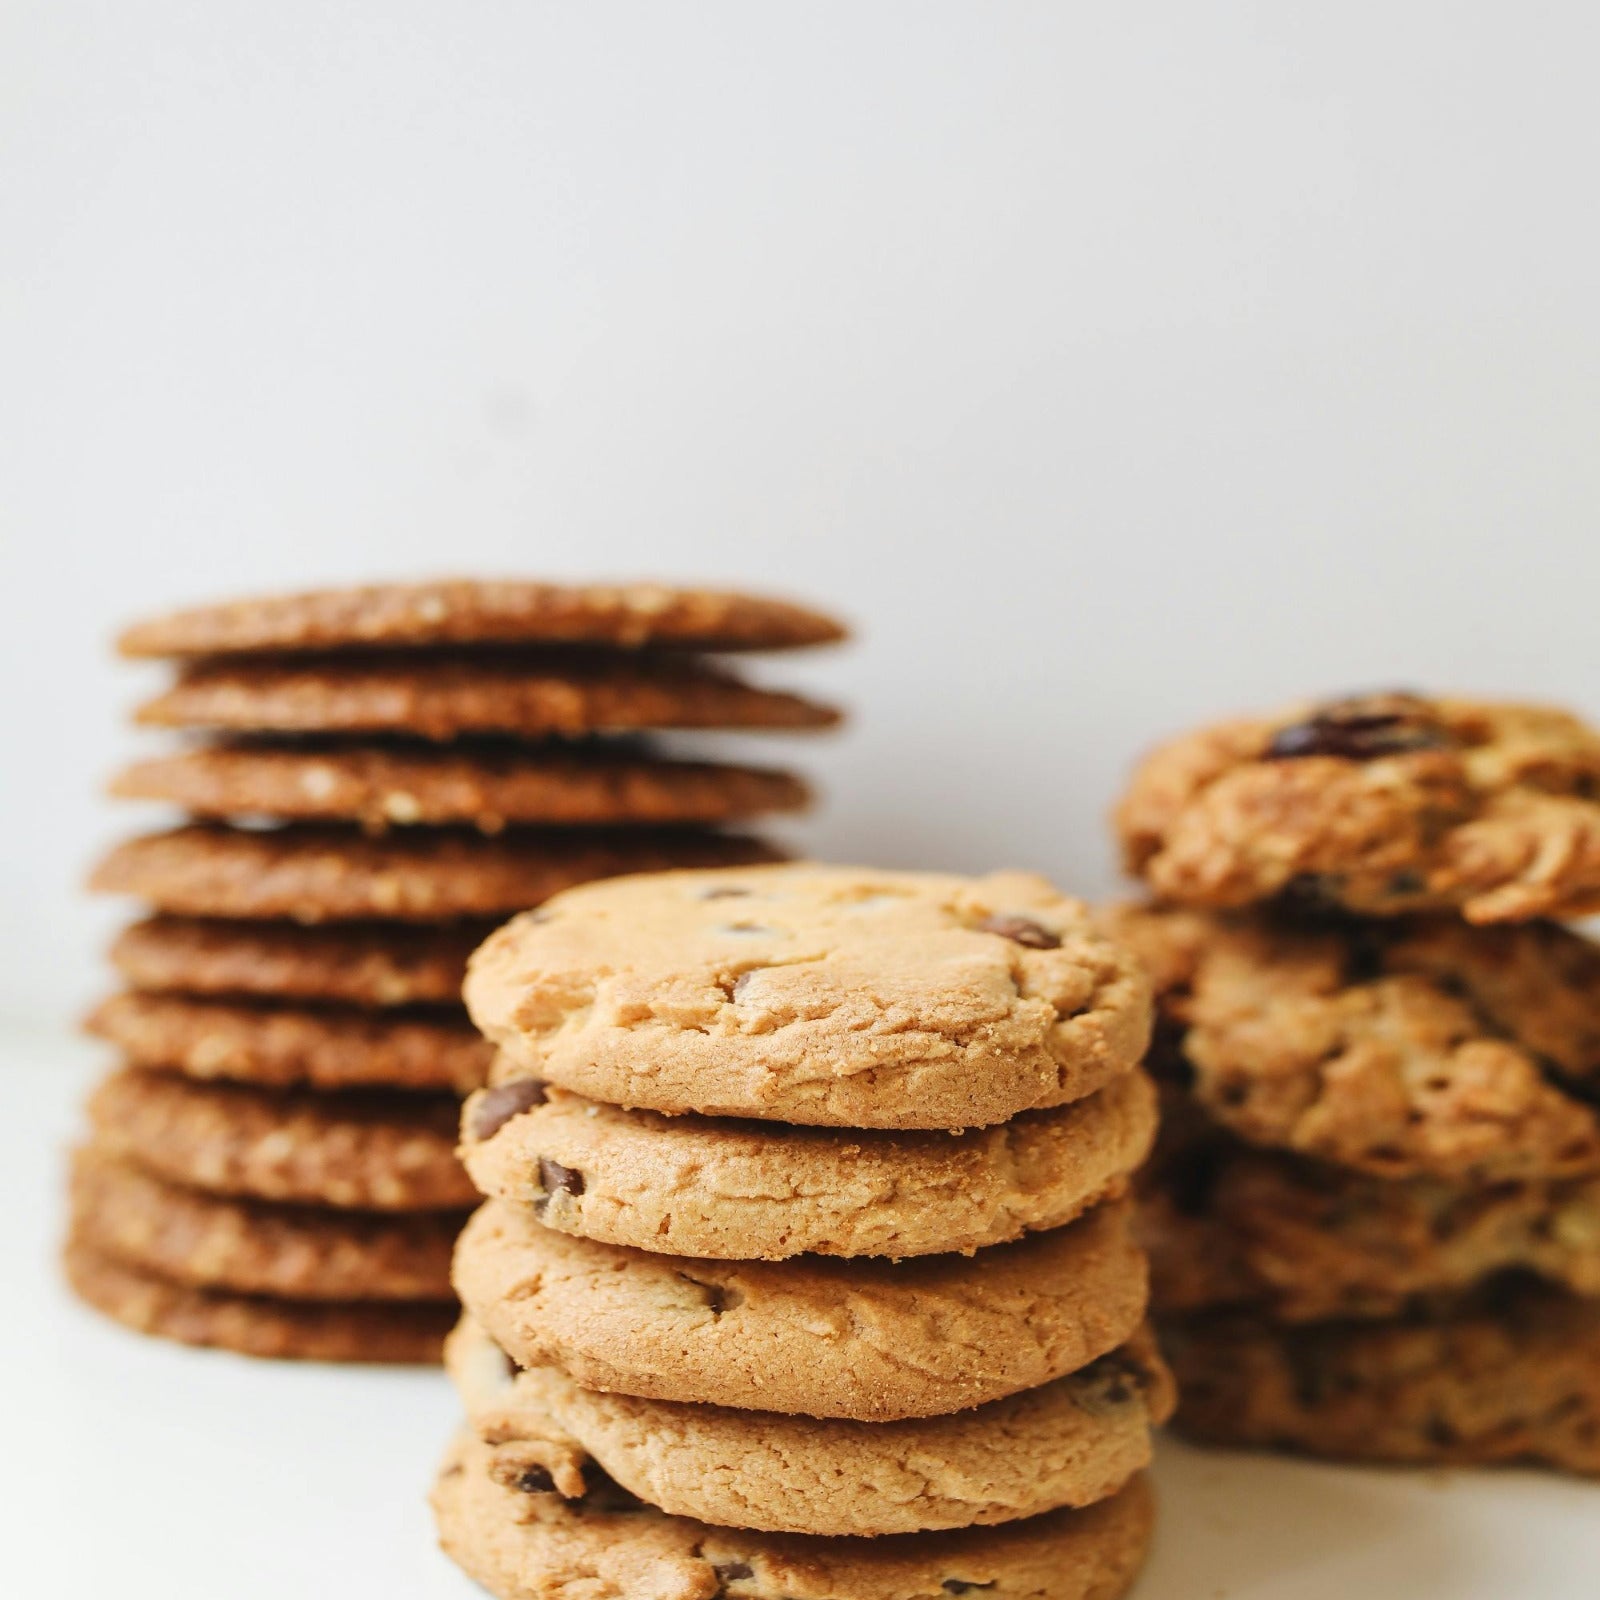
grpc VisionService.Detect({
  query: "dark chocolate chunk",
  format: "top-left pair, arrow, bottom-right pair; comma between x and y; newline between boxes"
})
470,1078 -> 547,1140
1265,693 -> 1452,762
538,1156 -> 585,1197
977,913 -> 1061,949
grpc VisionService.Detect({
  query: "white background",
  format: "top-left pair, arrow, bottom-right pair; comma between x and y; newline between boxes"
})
5,5 -> 1600,1597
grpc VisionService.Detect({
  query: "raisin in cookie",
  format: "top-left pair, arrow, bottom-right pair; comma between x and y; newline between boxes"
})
1117,692 -> 1600,923
467,865 -> 1152,1130
459,1071 -> 1155,1260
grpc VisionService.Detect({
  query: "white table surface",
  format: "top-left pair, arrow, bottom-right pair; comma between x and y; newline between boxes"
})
6,1024 -> 1597,1599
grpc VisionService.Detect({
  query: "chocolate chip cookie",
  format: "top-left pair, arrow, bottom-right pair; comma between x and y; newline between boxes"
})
468,865 -> 1152,1129
452,1196 -> 1145,1421
1117,691 -> 1600,923
459,1070 -> 1156,1260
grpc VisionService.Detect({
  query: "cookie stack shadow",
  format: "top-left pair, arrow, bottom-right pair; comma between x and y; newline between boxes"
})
64,578 -> 844,1363
1112,690 -> 1600,1472
433,864 -> 1167,1599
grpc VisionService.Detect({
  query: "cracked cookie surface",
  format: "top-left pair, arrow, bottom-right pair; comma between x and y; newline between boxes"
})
69,1145 -> 461,1301
460,1071 -> 1155,1259
1109,903 -> 1600,1180
118,578 -> 847,657
452,1196 -> 1145,1421
1161,1285 -> 1600,1472
431,1427 -> 1155,1600
446,1313 -> 1171,1536
1116,692 -> 1600,923
86,1069 -> 476,1211
91,823 -> 782,923
468,865 -> 1152,1129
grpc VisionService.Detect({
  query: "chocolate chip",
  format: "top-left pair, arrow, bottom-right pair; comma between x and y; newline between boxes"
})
677,1271 -> 743,1315
515,1465 -> 556,1494
1071,1351 -> 1147,1416
713,1561 -> 754,1582
977,914 -> 1061,949
942,1581 -> 996,1594
470,1079 -> 548,1140
1265,693 -> 1452,762
538,1157 -> 585,1198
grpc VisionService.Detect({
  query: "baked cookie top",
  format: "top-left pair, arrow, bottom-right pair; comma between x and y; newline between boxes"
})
1161,1283 -> 1600,1473
453,1196 -> 1146,1421
117,579 -> 847,657
110,742 -> 809,830
68,1146 -> 460,1303
134,652 -> 841,740
1110,902 -> 1600,1180
1117,691 -> 1600,922
459,1070 -> 1155,1260
431,1428 -> 1155,1600
467,865 -> 1152,1129
445,1313 -> 1171,1538
90,824 -> 782,923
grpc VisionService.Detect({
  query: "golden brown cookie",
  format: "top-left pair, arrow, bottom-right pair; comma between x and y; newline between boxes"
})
447,1314 -> 1172,1536
85,1069 -> 477,1211
68,1145 -> 461,1301
90,823 -> 784,923
453,1197 -> 1146,1421
135,652 -> 841,740
64,1235 -> 453,1363
468,865 -> 1151,1129
432,1427 -> 1155,1600
1140,1135 -> 1600,1321
85,991 -> 490,1092
1161,1285 -> 1600,1472
1108,902 -> 1600,1180
459,1070 -> 1156,1260
1117,691 -> 1600,923
110,742 -> 811,830
110,916 -> 484,1006
117,579 -> 847,657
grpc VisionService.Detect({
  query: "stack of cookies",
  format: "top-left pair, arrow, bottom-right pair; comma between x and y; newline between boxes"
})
433,863 -> 1168,1600
65,578 -> 845,1363
1111,690 -> 1600,1472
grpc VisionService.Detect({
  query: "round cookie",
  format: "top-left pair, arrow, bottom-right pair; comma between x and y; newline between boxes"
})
1139,1136 -> 1600,1321
117,579 -> 847,657
85,1070 -> 477,1211
1108,902 -> 1600,1180
85,991 -> 491,1092
65,1236 -> 453,1363
135,652 -> 841,740
110,916 -> 485,1007
69,1146 -> 461,1301
447,1314 -> 1172,1537
433,1428 -> 1154,1600
467,865 -> 1152,1130
453,1196 -> 1146,1421
460,1070 -> 1157,1260
1161,1285 -> 1600,1472
1116,690 -> 1600,923
111,742 -> 810,830
90,824 -> 784,924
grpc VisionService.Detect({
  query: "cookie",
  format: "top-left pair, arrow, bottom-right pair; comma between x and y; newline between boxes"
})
135,652 -> 841,740
117,579 -> 847,657
1116,691 -> 1600,923
459,1070 -> 1156,1260
110,742 -> 810,830
1141,1136 -> 1600,1321
69,1145 -> 460,1301
64,1236 -> 453,1363
85,1069 -> 477,1211
453,1196 -> 1145,1421
432,1427 -> 1154,1600
90,824 -> 784,924
110,916 -> 484,1006
1108,903 -> 1600,1179
1161,1285 -> 1600,1472
85,991 -> 490,1092
467,865 -> 1152,1130
447,1314 -> 1172,1537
